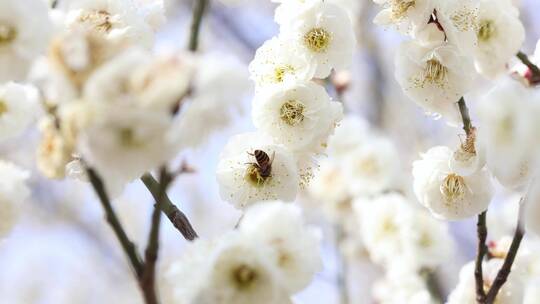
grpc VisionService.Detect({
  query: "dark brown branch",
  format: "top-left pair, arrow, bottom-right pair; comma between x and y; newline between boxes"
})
86,167 -> 144,277
457,97 -> 473,137
188,0 -> 209,51
474,211 -> 488,303
517,51 -> 540,84
141,173 -> 198,241
484,201 -> 525,304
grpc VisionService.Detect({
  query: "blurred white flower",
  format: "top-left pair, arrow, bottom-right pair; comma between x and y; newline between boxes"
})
278,1 -> 356,78
175,52 -> 249,150
373,270 -> 437,304
412,146 -> 494,220
395,40 -> 474,125
524,277 -> 540,304
356,193 -> 413,264
473,0 -> 525,78
477,77 -> 540,190
249,37 -> 315,91
435,0 -> 479,55
0,0 -> 52,82
525,180 -> 540,238
216,132 -> 299,209
36,116 -> 74,179
0,83 -> 40,142
239,201 -> 322,293
308,159 -> 350,218
252,81 -> 342,154
372,0 -> 434,35
447,258 -> 527,304
62,0 -> 161,47
0,161 -> 30,239
326,115 -> 369,158
342,136 -> 399,196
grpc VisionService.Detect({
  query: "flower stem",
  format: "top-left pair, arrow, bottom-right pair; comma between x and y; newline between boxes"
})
188,0 -> 209,52
474,211 -> 488,303
86,167 -> 145,277
484,200 -> 525,304
141,173 -> 198,241
517,51 -> 540,84
457,97 -> 473,137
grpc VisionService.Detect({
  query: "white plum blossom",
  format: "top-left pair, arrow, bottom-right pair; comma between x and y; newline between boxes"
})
373,270 -> 437,304
435,0 -> 479,55
447,258 -> 527,304
278,1 -> 356,78
252,81 -> 343,154
0,0 -> 53,82
62,0 -> 162,47
412,146 -> 494,220
448,132 -> 486,177
308,159 -> 350,218
0,83 -> 40,142
373,0 -> 434,35
249,37 -> 315,91
525,180 -> 540,238
239,201 -> 322,293
167,202 -> 320,304
524,277 -> 540,304
473,0 -> 525,78
0,161 -> 30,239
395,40 -> 474,125
326,115 -> 369,158
216,133 -> 299,209
342,136 -> 399,196
477,77 -> 540,190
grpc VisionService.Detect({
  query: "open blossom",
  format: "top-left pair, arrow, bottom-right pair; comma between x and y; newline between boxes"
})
412,146 -> 494,220
167,202 -> 319,304
447,258 -> 527,304
473,0 -> 525,78
342,136 -> 399,196
395,39 -> 474,125
216,133 -> 299,209
252,81 -> 343,154
477,77 -> 540,189
372,0 -> 434,35
249,37 -> 315,91
0,161 -> 30,239
239,201 -> 322,293
326,115 -> 369,158
435,0 -> 479,55
61,0 -> 162,48
0,0 -> 52,82
278,1 -> 356,78
0,83 -> 40,142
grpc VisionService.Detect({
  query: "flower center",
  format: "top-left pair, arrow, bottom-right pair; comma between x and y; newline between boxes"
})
357,155 -> 379,176
303,28 -> 331,53
118,128 -> 143,148
423,59 -> 448,87
79,10 -> 114,33
0,100 -> 8,116
245,164 -> 269,187
478,20 -> 496,42
440,173 -> 467,203
273,65 -> 295,83
390,0 -> 415,20
0,24 -> 16,46
232,265 -> 258,290
280,99 -> 305,126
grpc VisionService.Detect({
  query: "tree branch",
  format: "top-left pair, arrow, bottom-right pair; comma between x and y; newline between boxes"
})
457,97 -> 473,137
474,211 -> 488,303
484,200 -> 525,304
188,0 -> 209,52
86,167 -> 144,277
517,51 -> 540,84
141,173 -> 198,241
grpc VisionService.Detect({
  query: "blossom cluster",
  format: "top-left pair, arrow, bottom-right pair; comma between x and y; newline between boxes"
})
216,0 -> 356,209
166,201 -> 322,304
308,116 -> 453,303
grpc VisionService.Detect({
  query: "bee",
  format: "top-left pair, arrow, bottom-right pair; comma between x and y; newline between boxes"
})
247,149 -> 275,178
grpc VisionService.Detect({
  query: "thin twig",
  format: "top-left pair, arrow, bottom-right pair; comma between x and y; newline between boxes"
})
457,97 -> 473,137
86,167 -> 144,277
141,173 -> 198,241
517,51 -> 540,84
188,0 -> 209,52
484,201 -> 526,304
474,211 -> 488,303
140,169 -> 170,304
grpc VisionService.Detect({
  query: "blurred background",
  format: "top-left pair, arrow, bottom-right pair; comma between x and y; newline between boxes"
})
1,0 -> 540,303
